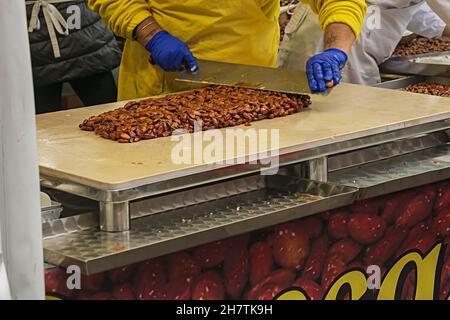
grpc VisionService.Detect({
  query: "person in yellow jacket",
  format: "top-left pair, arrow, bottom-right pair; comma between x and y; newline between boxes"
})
88,0 -> 366,101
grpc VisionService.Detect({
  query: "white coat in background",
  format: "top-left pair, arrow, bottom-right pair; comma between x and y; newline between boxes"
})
426,0 -> 450,24
0,0 -> 44,299
407,2 -> 449,38
345,1 -> 446,84
278,0 -> 447,85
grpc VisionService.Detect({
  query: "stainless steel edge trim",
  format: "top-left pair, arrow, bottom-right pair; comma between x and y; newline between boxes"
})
40,120 -> 450,203
373,76 -> 450,90
328,131 -> 449,172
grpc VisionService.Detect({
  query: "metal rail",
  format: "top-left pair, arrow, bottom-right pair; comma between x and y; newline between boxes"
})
42,129 -> 450,274
41,119 -> 450,232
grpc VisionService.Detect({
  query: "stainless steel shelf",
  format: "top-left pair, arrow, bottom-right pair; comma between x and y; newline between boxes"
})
329,144 -> 450,199
328,131 -> 448,172
43,131 -> 450,274
380,52 -> 450,77
373,76 -> 450,90
40,119 -> 450,231
43,176 -> 357,274
40,120 -> 450,204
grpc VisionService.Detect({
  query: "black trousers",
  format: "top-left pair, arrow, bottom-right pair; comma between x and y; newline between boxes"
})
34,71 -> 118,114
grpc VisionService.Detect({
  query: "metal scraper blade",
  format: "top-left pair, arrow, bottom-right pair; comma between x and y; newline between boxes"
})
176,60 -> 331,96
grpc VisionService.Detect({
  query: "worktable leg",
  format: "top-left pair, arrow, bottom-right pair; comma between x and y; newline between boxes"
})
279,163 -> 308,178
99,201 -> 130,232
309,157 -> 328,182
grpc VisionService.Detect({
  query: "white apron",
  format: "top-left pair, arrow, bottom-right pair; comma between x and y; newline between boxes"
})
345,0 -> 423,84
278,0 -> 445,85
426,0 -> 450,24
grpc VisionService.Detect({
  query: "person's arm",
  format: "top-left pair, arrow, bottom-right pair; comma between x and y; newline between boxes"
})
304,0 -> 366,44
407,3 -> 446,39
323,22 -> 355,55
88,0 -> 151,39
89,0 -> 197,72
133,16 -> 162,46
302,0 -> 366,92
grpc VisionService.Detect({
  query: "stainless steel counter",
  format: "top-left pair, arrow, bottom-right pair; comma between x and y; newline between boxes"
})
38,84 -> 450,272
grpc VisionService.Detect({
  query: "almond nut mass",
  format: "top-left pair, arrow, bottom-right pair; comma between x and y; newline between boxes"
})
405,82 -> 450,98
79,85 -> 311,143
393,36 -> 450,57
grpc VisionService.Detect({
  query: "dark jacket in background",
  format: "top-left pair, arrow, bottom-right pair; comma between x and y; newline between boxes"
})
26,0 -> 121,88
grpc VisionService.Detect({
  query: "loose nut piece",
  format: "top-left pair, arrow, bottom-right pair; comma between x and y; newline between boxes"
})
79,86 -> 311,143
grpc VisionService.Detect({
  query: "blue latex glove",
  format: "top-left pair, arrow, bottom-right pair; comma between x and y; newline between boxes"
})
306,48 -> 348,93
145,30 -> 198,72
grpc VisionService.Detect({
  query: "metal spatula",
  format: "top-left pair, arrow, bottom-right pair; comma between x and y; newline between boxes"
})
176,59 -> 330,95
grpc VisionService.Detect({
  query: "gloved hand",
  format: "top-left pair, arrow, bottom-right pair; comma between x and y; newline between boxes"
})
306,48 -> 348,92
145,30 -> 198,72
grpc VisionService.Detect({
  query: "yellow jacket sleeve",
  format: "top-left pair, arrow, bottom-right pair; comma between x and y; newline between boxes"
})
259,0 -> 281,21
88,0 -> 152,39
301,0 -> 367,38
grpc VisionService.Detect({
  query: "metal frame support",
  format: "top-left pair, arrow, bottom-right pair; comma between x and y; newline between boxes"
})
309,157 -> 328,182
99,201 -> 130,232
